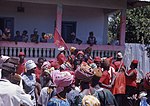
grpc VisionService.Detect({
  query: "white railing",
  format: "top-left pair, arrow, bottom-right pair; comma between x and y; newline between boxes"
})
0,41 -> 125,59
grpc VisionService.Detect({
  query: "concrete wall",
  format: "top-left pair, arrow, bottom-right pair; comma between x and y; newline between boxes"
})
0,1 -> 106,44
8,0 -> 127,9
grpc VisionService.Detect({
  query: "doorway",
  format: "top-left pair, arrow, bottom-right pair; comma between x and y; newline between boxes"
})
61,21 -> 76,43
0,17 -> 14,38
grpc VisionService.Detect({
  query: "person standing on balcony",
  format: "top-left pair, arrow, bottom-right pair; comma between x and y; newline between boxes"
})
68,32 -> 82,45
40,32 -> 47,43
14,31 -> 22,44
30,28 -> 39,43
87,31 -> 97,46
16,52 -> 26,75
22,30 -> 29,43
2,28 -> 11,41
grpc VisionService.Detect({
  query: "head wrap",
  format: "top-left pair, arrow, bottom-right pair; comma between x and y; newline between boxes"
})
53,71 -> 74,94
75,62 -> 94,82
49,59 -> 60,69
2,62 -> 16,73
70,47 -> 76,53
41,61 -> 51,70
94,56 -> 101,62
58,46 -> 65,51
19,52 -> 25,56
82,95 -> 100,106
25,60 -> 36,71
0,55 -> 10,63
132,59 -> 138,64
117,52 -> 123,59
77,51 -> 84,56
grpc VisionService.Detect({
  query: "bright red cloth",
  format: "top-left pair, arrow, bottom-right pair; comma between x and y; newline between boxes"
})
113,72 -> 126,95
99,70 -> 110,85
54,28 -> 68,49
126,69 -> 137,87
35,67 -> 42,82
16,60 -> 26,75
113,60 -> 124,71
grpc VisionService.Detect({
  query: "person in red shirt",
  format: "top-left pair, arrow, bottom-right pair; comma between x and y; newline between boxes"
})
125,59 -> 138,106
35,57 -> 45,83
113,52 -> 124,72
16,52 -> 26,75
99,59 -> 111,87
57,47 -> 67,65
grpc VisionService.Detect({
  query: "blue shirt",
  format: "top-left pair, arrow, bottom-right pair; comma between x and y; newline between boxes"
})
47,97 -> 70,106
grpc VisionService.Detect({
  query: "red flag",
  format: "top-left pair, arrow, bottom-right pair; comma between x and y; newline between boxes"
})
54,28 -> 68,49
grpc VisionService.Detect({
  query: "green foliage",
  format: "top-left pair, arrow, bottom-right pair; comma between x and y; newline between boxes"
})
108,5 -> 150,44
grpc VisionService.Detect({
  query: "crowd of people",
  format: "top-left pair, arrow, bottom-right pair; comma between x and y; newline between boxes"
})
0,46 -> 150,106
0,28 -> 98,46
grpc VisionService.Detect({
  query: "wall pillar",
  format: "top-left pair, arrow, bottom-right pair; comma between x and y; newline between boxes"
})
120,9 -> 126,46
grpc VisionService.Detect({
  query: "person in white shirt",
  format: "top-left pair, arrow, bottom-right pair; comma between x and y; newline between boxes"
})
0,62 -> 34,106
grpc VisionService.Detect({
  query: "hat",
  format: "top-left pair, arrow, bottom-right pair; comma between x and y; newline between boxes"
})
41,61 -> 51,70
53,71 -> 74,94
77,51 -> 84,56
82,95 -> 100,106
75,62 -> 94,82
94,56 -> 101,62
58,46 -> 65,51
7,57 -> 19,65
70,47 -> 76,53
132,59 -> 138,64
2,62 -> 16,73
25,60 -> 36,71
0,55 -> 10,63
19,52 -> 25,56
117,52 -> 123,59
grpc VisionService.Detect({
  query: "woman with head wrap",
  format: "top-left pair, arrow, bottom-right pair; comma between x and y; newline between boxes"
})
47,71 -> 74,106
125,60 -> 139,106
22,60 -> 38,105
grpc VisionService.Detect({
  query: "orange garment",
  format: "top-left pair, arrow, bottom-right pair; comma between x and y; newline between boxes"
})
113,72 -> 126,95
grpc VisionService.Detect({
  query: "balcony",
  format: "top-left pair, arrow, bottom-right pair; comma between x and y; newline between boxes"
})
0,41 -> 125,60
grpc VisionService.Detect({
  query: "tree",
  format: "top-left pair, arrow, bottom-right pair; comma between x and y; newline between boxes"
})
108,5 -> 150,44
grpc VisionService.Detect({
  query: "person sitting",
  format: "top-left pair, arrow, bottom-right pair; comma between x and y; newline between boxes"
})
30,28 -> 39,43
2,28 -> 11,41
22,30 -> 29,43
14,31 -> 22,44
40,32 -> 47,43
68,32 -> 82,45
87,32 -> 97,46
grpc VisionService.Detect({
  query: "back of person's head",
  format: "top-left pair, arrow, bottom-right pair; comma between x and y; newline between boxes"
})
89,32 -> 94,36
1,62 -> 16,78
101,59 -> 110,70
80,81 -> 90,91
82,95 -> 100,106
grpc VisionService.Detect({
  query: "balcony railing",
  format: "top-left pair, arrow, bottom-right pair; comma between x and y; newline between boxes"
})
0,41 -> 125,59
